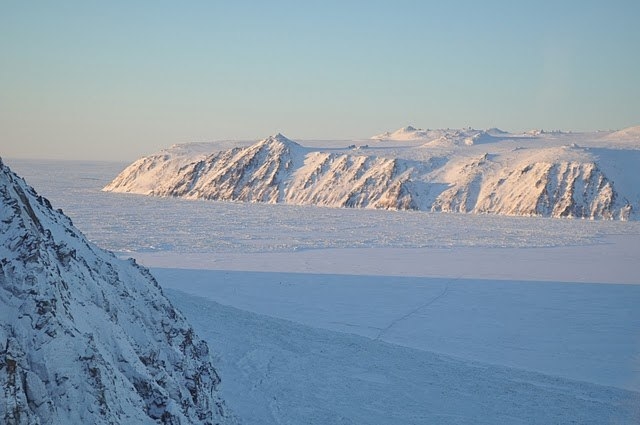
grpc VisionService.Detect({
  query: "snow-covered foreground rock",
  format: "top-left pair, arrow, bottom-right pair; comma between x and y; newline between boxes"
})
0,158 -> 235,424
104,127 -> 640,219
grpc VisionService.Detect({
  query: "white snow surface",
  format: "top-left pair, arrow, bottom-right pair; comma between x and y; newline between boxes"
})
103,127 -> 640,219
6,158 -> 640,424
166,289 -> 639,425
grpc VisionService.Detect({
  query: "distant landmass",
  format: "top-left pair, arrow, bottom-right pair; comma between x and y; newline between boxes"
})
104,126 -> 640,220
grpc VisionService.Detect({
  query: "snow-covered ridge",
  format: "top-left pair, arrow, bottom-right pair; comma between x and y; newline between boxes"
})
605,125 -> 640,140
372,125 -> 431,140
104,127 -> 640,220
0,158 -> 235,424
372,126 -> 508,145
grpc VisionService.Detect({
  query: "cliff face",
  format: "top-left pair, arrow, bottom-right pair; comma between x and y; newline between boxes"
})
433,159 -> 627,220
104,134 -> 432,210
0,158 -> 235,424
104,132 -> 636,220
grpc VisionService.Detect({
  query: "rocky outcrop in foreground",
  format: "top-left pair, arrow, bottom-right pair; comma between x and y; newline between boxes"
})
0,157 -> 235,424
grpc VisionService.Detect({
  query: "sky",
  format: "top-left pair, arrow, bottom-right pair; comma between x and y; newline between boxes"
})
1,0 -> 639,161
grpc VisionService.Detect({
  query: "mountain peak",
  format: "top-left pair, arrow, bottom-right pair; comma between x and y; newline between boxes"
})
271,132 -> 291,142
261,132 -> 301,148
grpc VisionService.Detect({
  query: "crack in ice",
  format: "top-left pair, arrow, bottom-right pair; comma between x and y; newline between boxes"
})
374,276 -> 459,341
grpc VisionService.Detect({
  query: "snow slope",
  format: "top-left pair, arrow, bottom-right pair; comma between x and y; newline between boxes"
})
167,289 -> 640,425
0,158 -> 235,424
153,263 -> 640,391
606,125 -> 640,141
104,126 -> 640,219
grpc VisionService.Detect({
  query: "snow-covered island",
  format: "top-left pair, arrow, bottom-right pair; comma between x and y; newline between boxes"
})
104,126 -> 640,220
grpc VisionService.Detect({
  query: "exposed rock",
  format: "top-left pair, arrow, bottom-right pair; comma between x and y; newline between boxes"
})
0,158 -> 236,424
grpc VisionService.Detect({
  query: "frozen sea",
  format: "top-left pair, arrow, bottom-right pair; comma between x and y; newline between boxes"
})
6,158 -> 640,424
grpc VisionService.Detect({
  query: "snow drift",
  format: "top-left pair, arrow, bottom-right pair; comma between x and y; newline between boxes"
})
104,128 -> 640,220
0,158 -> 235,424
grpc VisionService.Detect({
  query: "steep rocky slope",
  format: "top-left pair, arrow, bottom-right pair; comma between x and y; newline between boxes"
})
104,134 -> 439,210
0,158 -> 235,424
104,129 -> 639,220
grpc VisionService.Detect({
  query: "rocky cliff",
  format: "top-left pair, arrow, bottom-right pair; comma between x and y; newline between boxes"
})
0,158 -> 235,424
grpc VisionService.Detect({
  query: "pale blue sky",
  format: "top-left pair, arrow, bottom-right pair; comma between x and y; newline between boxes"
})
2,1 -> 639,160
